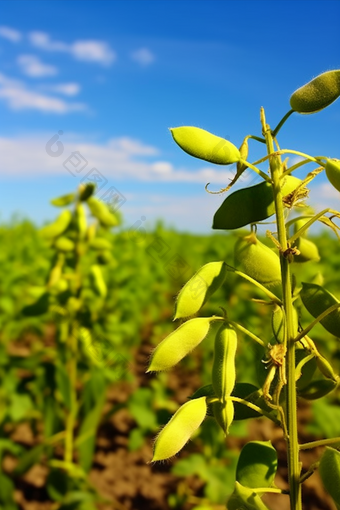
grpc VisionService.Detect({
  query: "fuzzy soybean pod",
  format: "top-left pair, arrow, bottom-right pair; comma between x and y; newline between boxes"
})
227,482 -> 271,510
212,323 -> 237,434
294,237 -> 320,263
90,264 -> 107,298
152,396 -> 207,461
300,283 -> 340,337
213,175 -> 301,230
147,317 -> 215,372
174,261 -> 227,320
87,197 -> 119,227
170,126 -> 241,165
54,236 -> 75,252
234,232 -> 281,287
40,210 -> 72,239
290,69 -> 340,114
325,159 -> 340,193
76,203 -> 87,240
319,447 -> 340,508
50,192 -> 76,207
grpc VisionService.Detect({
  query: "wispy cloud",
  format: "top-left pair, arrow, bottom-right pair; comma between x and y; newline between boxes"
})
41,82 -> 81,96
0,25 -> 22,42
0,133 -> 236,185
0,73 -> 86,113
29,31 -> 116,66
130,48 -> 155,66
17,54 -> 58,77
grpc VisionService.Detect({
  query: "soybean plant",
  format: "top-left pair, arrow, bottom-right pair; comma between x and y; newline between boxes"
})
14,184 -> 120,506
147,70 -> 340,510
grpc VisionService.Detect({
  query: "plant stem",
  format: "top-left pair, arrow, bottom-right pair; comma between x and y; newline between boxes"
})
300,437 -> 340,450
64,322 -> 78,463
261,107 -> 302,510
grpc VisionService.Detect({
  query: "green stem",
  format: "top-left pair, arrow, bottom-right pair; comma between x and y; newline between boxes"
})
289,208 -> 340,244
225,264 -> 282,305
238,159 -> 271,182
294,303 -> 340,343
300,437 -> 340,450
261,107 -> 302,510
228,321 -> 265,347
64,322 -> 78,464
272,109 -> 295,137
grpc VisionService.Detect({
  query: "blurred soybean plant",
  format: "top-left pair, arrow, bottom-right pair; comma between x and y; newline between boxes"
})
0,183 -> 131,509
148,70 -> 340,510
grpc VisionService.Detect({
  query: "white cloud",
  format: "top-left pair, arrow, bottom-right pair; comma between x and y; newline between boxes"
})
130,48 -> 155,66
42,83 -> 81,96
29,31 -> 116,66
0,133 -> 236,186
0,26 -> 22,42
17,54 -> 58,77
0,73 -> 86,113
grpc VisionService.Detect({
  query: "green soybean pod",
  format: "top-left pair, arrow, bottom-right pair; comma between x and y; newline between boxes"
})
50,193 -> 76,207
325,158 -> 340,193
152,396 -> 207,462
147,317 -> 215,372
316,356 -> 338,382
174,261 -> 227,320
54,236 -> 75,252
290,69 -> 340,114
300,282 -> 340,337
76,203 -> 87,240
170,126 -> 241,165
319,447 -> 340,508
213,175 -> 301,230
87,197 -> 119,227
234,233 -> 281,287
212,323 -> 237,434
294,237 -> 320,263
90,264 -> 107,298
40,210 -> 72,239
89,237 -> 112,250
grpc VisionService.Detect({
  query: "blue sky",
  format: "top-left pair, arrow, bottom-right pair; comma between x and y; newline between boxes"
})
1,0 -> 340,233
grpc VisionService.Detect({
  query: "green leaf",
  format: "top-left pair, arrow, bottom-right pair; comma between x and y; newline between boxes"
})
0,472 -> 17,508
9,393 -> 33,421
56,363 -> 72,410
76,391 -> 106,473
319,447 -> 340,509
21,292 -> 50,316
300,282 -> 340,337
46,468 -> 69,502
13,444 -> 46,476
236,441 -> 277,489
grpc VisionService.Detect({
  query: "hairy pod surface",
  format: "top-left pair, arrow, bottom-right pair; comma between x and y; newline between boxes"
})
170,126 -> 241,165
234,233 -> 281,287
213,175 -> 301,230
212,323 -> 237,434
316,356 -> 338,381
174,261 -> 227,319
40,210 -> 72,239
290,69 -> 340,114
300,282 -> 340,337
227,482 -> 271,510
147,317 -> 214,372
152,397 -> 207,461
325,159 -> 340,193
236,441 -> 278,489
319,447 -> 340,508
